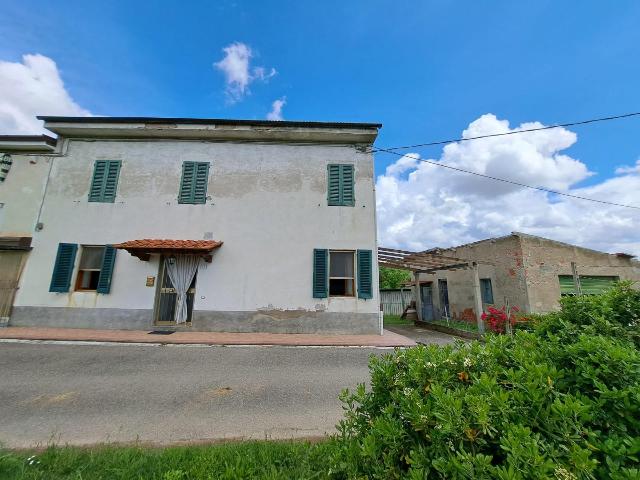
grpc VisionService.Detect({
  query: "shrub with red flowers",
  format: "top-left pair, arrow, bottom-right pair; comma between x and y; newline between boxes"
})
481,305 -> 520,333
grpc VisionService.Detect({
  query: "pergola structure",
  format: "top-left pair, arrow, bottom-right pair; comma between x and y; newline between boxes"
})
378,247 -> 486,333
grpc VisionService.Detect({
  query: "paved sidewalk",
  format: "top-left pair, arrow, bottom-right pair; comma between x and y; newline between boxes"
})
0,326 -> 415,347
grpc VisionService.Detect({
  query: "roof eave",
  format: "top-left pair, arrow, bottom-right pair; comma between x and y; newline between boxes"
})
0,135 -> 57,153
38,117 -> 381,145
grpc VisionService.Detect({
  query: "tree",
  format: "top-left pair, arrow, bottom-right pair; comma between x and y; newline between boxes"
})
379,267 -> 411,290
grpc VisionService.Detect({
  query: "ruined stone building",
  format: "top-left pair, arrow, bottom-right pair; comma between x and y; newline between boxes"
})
415,232 -> 640,323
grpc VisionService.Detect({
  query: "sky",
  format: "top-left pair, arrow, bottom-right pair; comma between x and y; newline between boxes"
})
1,0 -> 639,254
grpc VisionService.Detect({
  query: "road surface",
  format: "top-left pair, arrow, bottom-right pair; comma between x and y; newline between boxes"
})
0,341 -> 385,447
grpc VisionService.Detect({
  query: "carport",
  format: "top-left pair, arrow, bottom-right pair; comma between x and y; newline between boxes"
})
378,247 -> 487,333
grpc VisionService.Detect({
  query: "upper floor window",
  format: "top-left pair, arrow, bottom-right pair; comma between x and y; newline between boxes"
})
89,160 -> 121,203
327,164 -> 354,206
178,161 -> 210,204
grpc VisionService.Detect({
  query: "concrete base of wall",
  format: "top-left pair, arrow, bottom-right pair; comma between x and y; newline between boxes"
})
10,307 -> 380,335
10,307 -> 153,331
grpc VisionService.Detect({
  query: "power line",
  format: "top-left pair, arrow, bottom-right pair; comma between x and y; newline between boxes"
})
369,111 -> 640,153
374,146 -> 640,210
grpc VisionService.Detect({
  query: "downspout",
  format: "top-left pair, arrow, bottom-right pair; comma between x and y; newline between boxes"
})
34,137 -> 68,231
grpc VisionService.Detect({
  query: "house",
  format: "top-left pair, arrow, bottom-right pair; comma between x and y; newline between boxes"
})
411,233 -> 640,324
0,117 -> 382,334
0,135 -> 58,325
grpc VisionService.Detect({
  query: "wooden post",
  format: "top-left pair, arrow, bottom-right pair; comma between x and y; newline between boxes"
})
571,262 -> 582,296
414,271 -> 422,322
472,263 -> 485,334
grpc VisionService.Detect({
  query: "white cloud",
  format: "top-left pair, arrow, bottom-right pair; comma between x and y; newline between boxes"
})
214,42 -> 276,103
376,114 -> 640,256
0,54 -> 90,134
266,97 -> 286,121
615,159 -> 640,175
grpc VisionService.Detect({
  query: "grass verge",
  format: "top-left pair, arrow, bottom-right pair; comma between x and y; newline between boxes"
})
0,440 -> 332,480
430,318 -> 479,332
383,314 -> 412,326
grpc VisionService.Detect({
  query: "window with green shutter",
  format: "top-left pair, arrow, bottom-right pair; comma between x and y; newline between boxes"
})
179,161 -> 210,204
49,243 -> 78,292
327,164 -> 355,206
357,250 -> 373,299
313,249 -> 328,298
88,160 -> 121,202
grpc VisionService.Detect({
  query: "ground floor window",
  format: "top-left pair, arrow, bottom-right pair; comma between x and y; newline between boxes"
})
329,250 -> 355,296
75,246 -> 106,291
480,278 -> 494,304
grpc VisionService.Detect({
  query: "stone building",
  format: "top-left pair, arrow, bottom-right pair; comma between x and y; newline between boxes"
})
415,232 -> 640,323
0,116 -> 382,334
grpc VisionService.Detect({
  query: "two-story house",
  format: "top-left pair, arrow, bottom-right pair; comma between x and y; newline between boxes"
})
1,116 -> 382,334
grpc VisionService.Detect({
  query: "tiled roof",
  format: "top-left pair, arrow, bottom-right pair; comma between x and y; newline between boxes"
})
114,239 -> 223,251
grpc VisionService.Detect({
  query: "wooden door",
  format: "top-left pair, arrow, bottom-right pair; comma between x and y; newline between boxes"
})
0,251 -> 27,320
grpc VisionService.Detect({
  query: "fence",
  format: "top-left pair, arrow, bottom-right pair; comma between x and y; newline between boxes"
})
380,288 -> 415,316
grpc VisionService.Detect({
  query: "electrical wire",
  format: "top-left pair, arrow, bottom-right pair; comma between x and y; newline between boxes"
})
374,146 -> 640,210
369,111 -> 640,153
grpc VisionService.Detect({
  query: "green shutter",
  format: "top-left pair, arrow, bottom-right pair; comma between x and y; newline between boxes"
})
96,245 -> 117,294
49,243 -> 78,292
559,275 -> 618,295
193,162 -> 209,204
559,275 -> 575,295
89,160 -> 121,202
357,249 -> 373,299
327,164 -> 355,206
313,249 -> 328,298
341,164 -> 355,206
179,161 -> 209,204
580,276 -> 618,295
327,165 -> 341,205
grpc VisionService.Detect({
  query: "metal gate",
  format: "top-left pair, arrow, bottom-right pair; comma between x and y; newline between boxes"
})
153,257 -> 197,325
0,251 -> 27,321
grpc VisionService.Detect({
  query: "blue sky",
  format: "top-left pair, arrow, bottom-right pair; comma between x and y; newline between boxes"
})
1,0 -> 640,252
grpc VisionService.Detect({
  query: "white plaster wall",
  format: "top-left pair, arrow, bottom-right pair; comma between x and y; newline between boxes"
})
15,139 -> 379,314
0,153 -> 51,236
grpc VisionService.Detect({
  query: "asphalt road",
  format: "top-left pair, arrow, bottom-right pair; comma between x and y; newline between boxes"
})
0,342 -> 385,448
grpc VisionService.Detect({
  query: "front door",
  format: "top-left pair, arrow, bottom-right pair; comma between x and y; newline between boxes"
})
420,283 -> 435,321
154,256 -> 197,325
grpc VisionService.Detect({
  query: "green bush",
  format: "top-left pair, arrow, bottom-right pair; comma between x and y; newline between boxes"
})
534,282 -> 640,348
331,284 -> 640,479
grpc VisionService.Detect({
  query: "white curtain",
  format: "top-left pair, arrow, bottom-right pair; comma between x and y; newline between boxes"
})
165,254 -> 200,324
